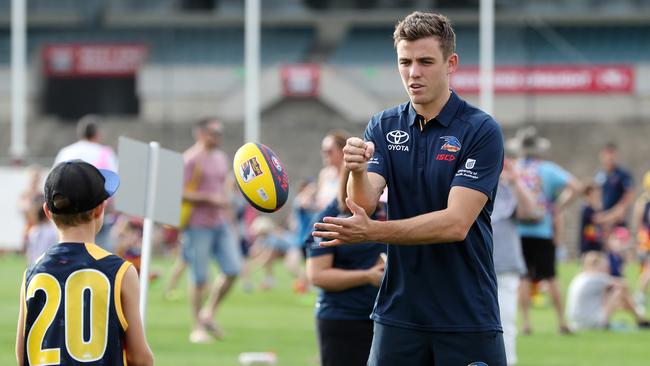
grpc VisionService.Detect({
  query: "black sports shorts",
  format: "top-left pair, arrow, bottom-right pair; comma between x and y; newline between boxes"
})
521,237 -> 556,281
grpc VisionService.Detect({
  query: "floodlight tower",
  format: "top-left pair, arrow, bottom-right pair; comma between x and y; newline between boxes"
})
11,0 -> 27,163
479,0 -> 495,116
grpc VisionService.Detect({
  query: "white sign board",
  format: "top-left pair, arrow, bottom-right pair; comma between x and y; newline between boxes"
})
115,137 -> 183,227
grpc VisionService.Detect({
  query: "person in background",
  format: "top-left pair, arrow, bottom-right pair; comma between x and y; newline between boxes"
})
632,171 -> 650,312
315,130 -> 350,210
181,117 -> 242,343
234,189 -> 259,293
492,158 -> 539,366
17,166 -> 45,249
288,178 -> 319,292
24,194 -> 57,265
507,126 -> 582,335
605,226 -> 633,278
307,168 -> 386,366
249,216 -> 303,291
579,183 -> 604,255
112,216 -> 144,271
53,115 -> 119,252
566,251 -> 649,331
593,142 -> 634,232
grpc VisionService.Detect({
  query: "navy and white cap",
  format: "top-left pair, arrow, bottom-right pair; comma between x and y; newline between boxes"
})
44,160 -> 120,214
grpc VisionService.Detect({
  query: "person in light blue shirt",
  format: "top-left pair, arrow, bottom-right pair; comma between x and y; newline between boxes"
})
506,127 -> 582,335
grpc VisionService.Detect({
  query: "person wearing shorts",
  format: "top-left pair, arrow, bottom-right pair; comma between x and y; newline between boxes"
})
181,117 -> 242,343
506,126 -> 582,335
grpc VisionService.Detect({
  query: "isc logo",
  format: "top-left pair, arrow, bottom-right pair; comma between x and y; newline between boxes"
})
436,153 -> 456,161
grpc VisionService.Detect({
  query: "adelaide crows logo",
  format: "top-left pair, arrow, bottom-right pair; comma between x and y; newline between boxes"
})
440,136 -> 462,153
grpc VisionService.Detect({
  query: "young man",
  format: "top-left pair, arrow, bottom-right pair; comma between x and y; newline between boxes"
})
15,160 -> 153,366
313,11 -> 506,365
181,117 -> 242,343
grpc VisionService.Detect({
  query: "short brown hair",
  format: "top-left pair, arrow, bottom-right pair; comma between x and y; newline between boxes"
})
325,129 -> 351,150
49,196 -> 95,227
393,11 -> 456,59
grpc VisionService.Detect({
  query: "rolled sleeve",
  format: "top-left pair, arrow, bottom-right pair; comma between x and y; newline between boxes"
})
364,121 -> 388,181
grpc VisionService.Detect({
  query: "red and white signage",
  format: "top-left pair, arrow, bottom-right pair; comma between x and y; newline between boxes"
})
281,64 -> 320,97
43,44 -> 148,77
451,65 -> 634,94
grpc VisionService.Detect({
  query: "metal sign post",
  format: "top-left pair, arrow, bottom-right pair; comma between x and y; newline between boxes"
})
116,137 -> 183,326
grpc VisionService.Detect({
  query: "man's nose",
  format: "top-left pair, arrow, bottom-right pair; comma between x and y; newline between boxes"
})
409,64 -> 421,78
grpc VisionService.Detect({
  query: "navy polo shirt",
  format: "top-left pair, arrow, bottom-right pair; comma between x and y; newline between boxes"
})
307,199 -> 387,320
595,166 -> 633,212
364,90 -> 504,332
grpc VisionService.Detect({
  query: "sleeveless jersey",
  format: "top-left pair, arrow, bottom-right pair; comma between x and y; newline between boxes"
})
639,198 -> 650,252
21,242 -> 132,366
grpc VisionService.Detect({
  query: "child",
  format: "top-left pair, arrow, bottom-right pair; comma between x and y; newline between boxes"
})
579,183 -> 604,255
606,226 -> 633,278
15,160 -> 153,366
566,251 -> 649,331
24,194 -> 57,265
633,171 -> 650,310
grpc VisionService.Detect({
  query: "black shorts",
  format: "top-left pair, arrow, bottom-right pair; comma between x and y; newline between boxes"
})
521,237 -> 556,281
367,322 -> 506,366
316,318 -> 374,366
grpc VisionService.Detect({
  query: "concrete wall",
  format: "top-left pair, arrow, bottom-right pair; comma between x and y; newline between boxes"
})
3,64 -> 650,125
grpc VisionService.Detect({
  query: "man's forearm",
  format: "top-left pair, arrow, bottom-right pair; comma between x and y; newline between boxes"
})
371,209 -> 466,245
348,171 -> 379,215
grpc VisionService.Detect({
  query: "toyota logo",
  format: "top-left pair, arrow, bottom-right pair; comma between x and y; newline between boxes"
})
386,130 -> 410,145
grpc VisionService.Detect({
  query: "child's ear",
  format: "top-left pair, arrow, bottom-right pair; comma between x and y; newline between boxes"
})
42,202 -> 53,220
93,201 -> 108,218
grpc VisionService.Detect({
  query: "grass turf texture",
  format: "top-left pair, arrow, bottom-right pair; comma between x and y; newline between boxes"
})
0,254 -> 648,365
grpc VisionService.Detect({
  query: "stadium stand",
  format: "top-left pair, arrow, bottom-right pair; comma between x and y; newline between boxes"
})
0,27 -> 314,65
331,25 -> 650,65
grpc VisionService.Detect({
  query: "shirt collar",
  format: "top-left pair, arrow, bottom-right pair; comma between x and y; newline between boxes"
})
404,90 -> 462,128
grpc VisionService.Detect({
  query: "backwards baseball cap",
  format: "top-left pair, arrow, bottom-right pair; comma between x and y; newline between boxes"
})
45,160 -> 120,215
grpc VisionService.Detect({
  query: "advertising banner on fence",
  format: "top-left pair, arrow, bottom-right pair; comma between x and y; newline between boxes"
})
43,44 -> 148,77
281,64 -> 320,97
451,65 -> 634,94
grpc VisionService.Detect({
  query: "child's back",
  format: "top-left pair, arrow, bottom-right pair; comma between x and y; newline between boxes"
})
23,242 -> 130,365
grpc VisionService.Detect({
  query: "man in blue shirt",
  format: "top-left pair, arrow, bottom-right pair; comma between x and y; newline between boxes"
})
313,11 -> 506,366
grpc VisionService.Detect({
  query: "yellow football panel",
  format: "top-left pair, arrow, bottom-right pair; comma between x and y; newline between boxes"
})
233,143 -> 278,210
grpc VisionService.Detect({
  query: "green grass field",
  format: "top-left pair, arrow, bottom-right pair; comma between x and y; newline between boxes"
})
1,254 -> 649,366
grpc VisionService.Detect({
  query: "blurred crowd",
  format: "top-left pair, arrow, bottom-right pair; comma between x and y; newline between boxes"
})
13,115 -> 650,365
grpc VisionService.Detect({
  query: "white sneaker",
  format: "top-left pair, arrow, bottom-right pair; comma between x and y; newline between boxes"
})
189,328 -> 213,344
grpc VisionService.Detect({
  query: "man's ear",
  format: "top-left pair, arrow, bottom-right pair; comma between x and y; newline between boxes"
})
447,53 -> 458,75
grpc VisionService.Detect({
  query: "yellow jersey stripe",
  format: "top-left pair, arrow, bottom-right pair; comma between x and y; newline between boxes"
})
21,270 -> 27,336
114,262 -> 132,332
84,243 -> 112,260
